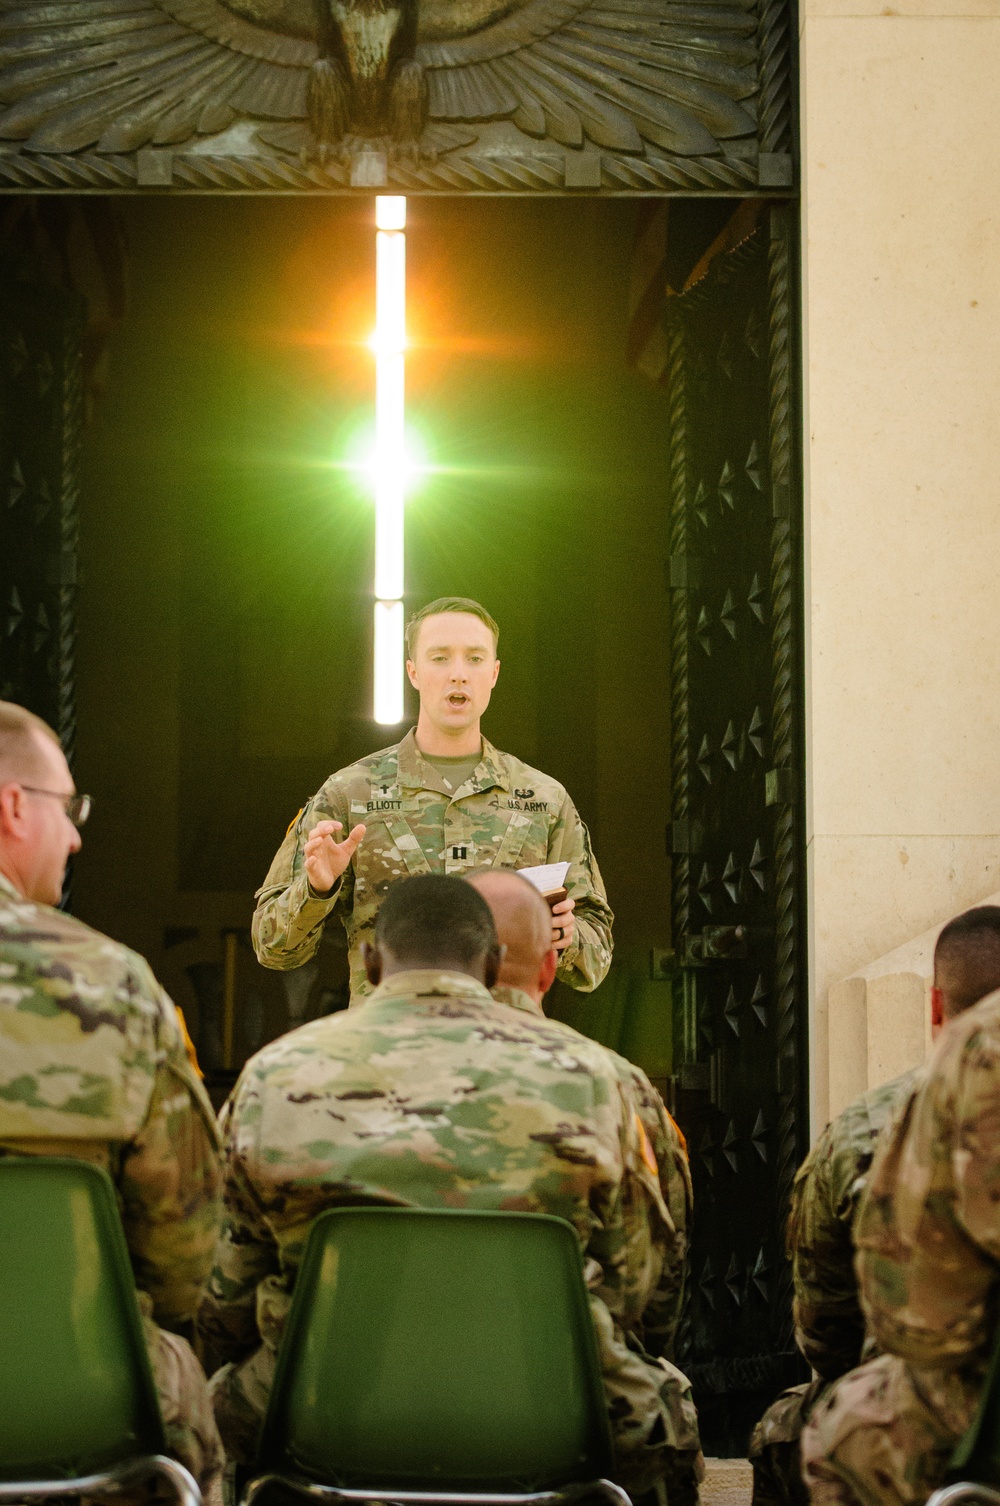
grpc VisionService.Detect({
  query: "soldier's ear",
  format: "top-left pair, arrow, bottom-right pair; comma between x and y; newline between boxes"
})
484,943 -> 504,992
931,984 -> 945,1034
363,942 -> 383,987
539,947 -> 558,996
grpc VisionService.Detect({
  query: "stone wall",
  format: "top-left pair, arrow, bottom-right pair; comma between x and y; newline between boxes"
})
800,0 -> 1000,1125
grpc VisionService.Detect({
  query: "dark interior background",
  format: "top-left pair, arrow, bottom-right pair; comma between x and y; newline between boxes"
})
70,195 -> 688,1080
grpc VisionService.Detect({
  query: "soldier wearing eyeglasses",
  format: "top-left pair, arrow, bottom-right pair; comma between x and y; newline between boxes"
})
0,700 -> 225,1505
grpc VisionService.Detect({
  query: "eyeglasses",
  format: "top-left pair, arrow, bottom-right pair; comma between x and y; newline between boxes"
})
20,786 -> 92,827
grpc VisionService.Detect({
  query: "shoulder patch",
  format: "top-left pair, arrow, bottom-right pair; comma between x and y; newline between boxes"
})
175,1005 -> 204,1078
286,808 -> 303,838
666,1109 -> 688,1158
635,1111 -> 660,1176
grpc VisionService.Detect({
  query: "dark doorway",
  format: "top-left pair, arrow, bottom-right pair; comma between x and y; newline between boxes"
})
64,195 -> 681,1058
0,192 -> 806,1457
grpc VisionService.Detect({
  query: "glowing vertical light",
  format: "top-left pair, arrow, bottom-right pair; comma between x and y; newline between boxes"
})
374,600 -> 405,725
372,195 -> 407,724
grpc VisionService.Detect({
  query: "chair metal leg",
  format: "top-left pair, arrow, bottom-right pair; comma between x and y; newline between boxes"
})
927,1487 -> 1000,1506
593,1482 -> 632,1506
147,1453 -> 204,1506
0,1454 -> 201,1506
240,1477 -> 631,1506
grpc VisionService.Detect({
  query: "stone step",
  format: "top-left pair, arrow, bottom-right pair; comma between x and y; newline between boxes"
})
701,1457 -> 752,1506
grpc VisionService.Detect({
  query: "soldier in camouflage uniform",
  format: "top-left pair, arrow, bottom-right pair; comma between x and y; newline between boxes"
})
201,875 -> 701,1499
751,905 -> 1000,1506
747,1068 -> 919,1506
800,905 -> 1000,1506
468,867 -> 693,1366
253,598 -> 613,1001
0,702 -> 224,1503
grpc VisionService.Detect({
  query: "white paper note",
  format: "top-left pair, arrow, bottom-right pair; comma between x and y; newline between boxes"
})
517,861 -> 570,897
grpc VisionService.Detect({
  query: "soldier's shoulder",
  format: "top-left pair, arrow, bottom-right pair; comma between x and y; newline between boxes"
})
802,1069 -> 921,1218
246,1010 -> 347,1071
853,1066 -> 921,1136
604,1044 -> 657,1102
513,1009 -> 635,1086
915,993 -> 1000,1119
0,891 -> 164,1012
946,989 -> 1000,1060
494,749 -> 570,805
311,742 -> 403,802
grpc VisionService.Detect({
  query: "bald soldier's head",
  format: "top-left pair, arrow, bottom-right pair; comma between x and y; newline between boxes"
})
468,870 -> 558,1008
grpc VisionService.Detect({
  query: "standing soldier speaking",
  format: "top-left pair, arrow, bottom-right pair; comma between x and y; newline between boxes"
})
253,597 -> 613,1001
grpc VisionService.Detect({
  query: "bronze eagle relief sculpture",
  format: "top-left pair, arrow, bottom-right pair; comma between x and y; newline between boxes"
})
0,0 -> 761,169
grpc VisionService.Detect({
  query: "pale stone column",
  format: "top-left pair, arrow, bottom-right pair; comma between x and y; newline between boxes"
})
800,0 -> 1000,1128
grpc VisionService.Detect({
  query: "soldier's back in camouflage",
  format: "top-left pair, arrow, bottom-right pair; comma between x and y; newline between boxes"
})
473,866 -> 691,1379
199,969 -> 701,1496
0,871 -> 224,1499
748,1069 -> 918,1506
799,907 -> 1000,1506
497,980 -> 692,1364
802,989 -> 1000,1506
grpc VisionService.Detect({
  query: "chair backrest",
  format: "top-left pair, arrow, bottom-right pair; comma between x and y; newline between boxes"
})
0,1157 -> 165,1481
258,1207 -> 615,1492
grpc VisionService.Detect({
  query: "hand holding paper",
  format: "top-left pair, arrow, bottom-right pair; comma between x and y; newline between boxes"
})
518,861 -> 575,952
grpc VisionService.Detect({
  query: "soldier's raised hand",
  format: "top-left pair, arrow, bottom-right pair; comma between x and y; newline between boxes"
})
304,820 -> 366,896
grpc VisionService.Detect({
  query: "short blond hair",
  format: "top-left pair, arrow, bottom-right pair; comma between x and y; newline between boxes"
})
405,597 -> 499,661
0,701 -> 61,784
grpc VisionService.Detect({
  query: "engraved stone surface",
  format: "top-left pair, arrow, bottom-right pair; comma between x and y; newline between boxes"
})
0,0 -> 794,192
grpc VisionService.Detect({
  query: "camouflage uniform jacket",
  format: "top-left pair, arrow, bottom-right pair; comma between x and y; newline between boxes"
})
199,970 -> 690,1483
0,871 -> 223,1328
788,1068 -> 919,1380
252,730 -> 613,1000
855,992 -> 1000,1395
497,982 -> 692,1360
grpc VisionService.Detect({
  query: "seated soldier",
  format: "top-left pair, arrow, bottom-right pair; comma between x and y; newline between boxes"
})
199,873 -> 700,1501
751,904 -> 1000,1506
801,905 -> 1000,1506
468,867 -> 693,1368
0,702 -> 224,1504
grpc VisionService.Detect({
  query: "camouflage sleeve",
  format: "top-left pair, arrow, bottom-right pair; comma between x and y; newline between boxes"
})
857,1020 -> 1000,1370
635,1096 -> 692,1362
788,1128 -> 865,1380
587,1085 -> 701,1494
951,1022 -> 1000,1261
197,1083 -> 280,1366
118,984 -> 223,1331
855,1027 -> 1000,1371
252,782 -> 355,971
549,792 -> 614,993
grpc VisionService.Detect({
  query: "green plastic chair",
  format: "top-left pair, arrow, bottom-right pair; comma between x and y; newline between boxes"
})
244,1207 -> 631,1506
0,1157 -> 200,1506
926,1321 -> 1000,1506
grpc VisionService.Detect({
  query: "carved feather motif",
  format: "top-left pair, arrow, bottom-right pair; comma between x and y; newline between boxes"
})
0,0 -> 759,157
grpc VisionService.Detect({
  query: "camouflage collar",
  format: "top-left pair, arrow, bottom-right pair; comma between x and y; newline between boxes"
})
0,871 -> 24,903
366,967 -> 497,1008
396,728 -> 510,798
492,982 -> 545,1016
